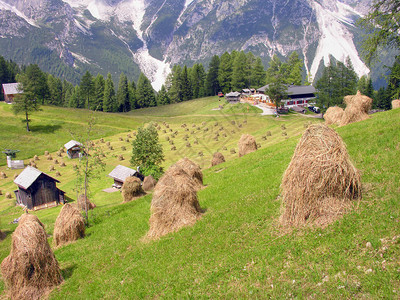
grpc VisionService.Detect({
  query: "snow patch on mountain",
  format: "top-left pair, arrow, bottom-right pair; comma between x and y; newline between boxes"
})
310,0 -> 369,80
0,0 -> 39,27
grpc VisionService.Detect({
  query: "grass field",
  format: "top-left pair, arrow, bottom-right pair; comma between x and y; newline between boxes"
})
0,98 -> 399,298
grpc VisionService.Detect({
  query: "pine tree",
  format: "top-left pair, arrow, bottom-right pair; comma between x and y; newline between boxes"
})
80,71 -> 94,110
157,84 -> 170,105
136,73 -> 156,108
103,73 -> 116,112
47,74 -> 63,106
205,55 -> 220,96
116,73 -> 130,112
180,65 -> 192,101
62,80 -> 74,107
190,63 -> 205,99
245,52 -> 256,87
168,65 -> 182,102
232,51 -> 247,90
93,74 -> 105,111
68,86 -> 81,108
251,57 -> 266,88
218,52 -> 233,94
21,64 -> 50,104
286,52 -> 303,85
266,54 -> 282,83
129,80 -> 136,109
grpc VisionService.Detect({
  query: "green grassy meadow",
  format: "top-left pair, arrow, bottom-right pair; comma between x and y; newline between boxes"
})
0,98 -> 399,298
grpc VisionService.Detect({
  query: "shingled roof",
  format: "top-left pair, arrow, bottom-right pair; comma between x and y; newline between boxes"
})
14,166 -> 59,190
108,165 -> 137,182
64,140 -> 83,150
2,83 -> 22,95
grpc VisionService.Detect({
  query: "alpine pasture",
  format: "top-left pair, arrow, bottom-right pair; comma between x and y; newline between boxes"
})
0,97 -> 399,298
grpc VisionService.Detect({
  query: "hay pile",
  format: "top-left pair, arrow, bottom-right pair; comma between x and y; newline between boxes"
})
53,204 -> 85,247
238,134 -> 257,157
174,158 -> 203,190
147,165 -> 202,239
0,172 -> 7,179
324,106 -> 344,125
392,99 -> 400,109
1,214 -> 63,299
211,152 -> 225,166
280,124 -> 361,227
340,91 -> 373,126
77,194 -> 96,211
142,175 -> 157,192
121,176 -> 145,202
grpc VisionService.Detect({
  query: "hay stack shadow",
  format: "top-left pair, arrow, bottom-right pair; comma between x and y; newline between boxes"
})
280,124 -> 361,227
238,134 -> 257,157
122,176 -> 146,202
1,214 -> 63,300
146,165 -> 203,240
53,204 -> 85,247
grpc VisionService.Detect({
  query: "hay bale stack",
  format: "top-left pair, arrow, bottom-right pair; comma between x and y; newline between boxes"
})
106,141 -> 110,146
44,151 -> 49,156
392,99 -> 400,109
53,204 -> 85,247
55,171 -> 61,177
118,155 -> 124,161
340,91 -> 373,126
280,124 -> 361,227
143,175 -> 157,192
198,151 -> 203,157
238,134 -> 257,157
77,195 -> 96,211
324,106 -> 344,125
266,131 -> 272,136
54,159 -> 59,164
5,192 -> 12,199
119,137 -> 123,141
222,146 -> 227,151
0,171 -> 7,179
57,152 -> 62,157
49,165 -> 55,171
121,176 -> 145,202
171,146 -> 176,151
230,148 -> 236,154
211,152 -> 225,166
147,166 -> 202,239
60,162 -> 66,167
30,162 -> 37,168
34,155 -> 39,161
1,214 -> 63,299
47,155 -> 53,161
121,146 -> 126,151
173,158 -> 203,190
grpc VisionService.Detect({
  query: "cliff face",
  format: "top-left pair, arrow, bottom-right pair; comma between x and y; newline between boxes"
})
0,0 -> 372,88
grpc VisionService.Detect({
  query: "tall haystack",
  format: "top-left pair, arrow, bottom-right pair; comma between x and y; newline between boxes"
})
211,152 -> 225,166
392,99 -> 400,109
340,91 -> 372,126
280,124 -> 361,227
77,194 -> 96,211
1,214 -> 63,300
147,166 -> 202,239
238,134 -> 257,157
53,204 -> 85,247
142,175 -> 157,192
324,106 -> 344,125
121,176 -> 145,202
173,158 -> 203,190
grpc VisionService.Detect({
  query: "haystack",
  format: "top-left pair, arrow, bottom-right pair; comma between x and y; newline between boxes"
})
142,175 -> 157,192
173,158 -> 203,190
280,124 -> 361,227
53,204 -> 85,247
147,166 -> 202,239
121,176 -> 145,202
211,152 -> 225,166
0,172 -> 7,179
340,91 -> 372,126
77,194 -> 96,211
238,134 -> 257,157
324,106 -> 344,125
392,99 -> 400,109
1,213 -> 63,299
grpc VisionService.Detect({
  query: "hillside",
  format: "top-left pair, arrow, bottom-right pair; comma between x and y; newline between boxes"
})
0,101 -> 399,298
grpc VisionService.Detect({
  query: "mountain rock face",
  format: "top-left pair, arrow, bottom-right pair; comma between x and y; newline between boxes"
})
0,0 -> 372,89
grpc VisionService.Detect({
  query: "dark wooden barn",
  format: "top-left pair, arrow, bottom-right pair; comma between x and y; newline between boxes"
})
64,140 -> 83,159
14,166 -> 65,210
108,165 -> 137,188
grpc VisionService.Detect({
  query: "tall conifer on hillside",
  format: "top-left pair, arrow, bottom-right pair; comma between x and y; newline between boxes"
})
103,73 -> 116,112
93,74 -> 105,111
218,52 -> 233,94
205,55 -> 220,96
136,73 -> 156,108
117,73 -> 130,112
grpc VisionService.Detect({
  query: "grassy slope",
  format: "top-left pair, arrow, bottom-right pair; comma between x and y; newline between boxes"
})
0,99 -> 399,298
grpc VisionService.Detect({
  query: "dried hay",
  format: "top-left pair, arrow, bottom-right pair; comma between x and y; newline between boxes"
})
44,151 -> 49,156
147,165 -> 202,239
340,90 -> 373,126
47,155 -> 52,161
106,141 -> 110,146
230,149 -> 236,154
30,162 -> 37,168
280,124 -> 361,227
324,106 -> 344,125
121,146 -> 126,151
59,147 -> 64,153
60,162 -> 66,167
125,138 -> 130,143
173,158 -> 203,190
262,135 -> 267,141
1,213 -> 63,299
281,125 -> 286,130
0,190 -> 2,195
108,146 -> 114,150
231,130 -> 235,134
198,151 -> 203,157
118,155 -> 124,161
34,155 -> 39,161
266,131 -> 272,136
186,142 -> 191,148
257,143 -> 261,148
100,138 -> 104,143
171,146 -> 176,151
222,146 -> 227,151
5,192 -> 12,199
211,152 -> 225,166
392,99 -> 400,109
53,204 -> 85,247
49,165 -> 55,171
119,137 -> 123,141
238,134 -> 257,157
55,171 -> 61,177
57,152 -> 62,157
282,132 -> 287,136
121,176 -> 145,202
77,195 -> 96,211
193,139 -> 198,145
0,172 -> 7,179
54,159 -> 59,164
143,175 -> 157,192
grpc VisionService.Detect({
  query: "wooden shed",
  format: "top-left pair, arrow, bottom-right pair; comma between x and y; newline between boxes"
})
226,91 -> 241,103
64,140 -> 83,159
2,83 -> 23,103
13,166 -> 65,210
108,165 -> 137,188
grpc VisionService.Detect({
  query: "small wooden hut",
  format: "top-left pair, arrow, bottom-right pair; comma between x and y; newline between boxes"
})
2,83 -> 23,103
226,91 -> 241,103
13,166 -> 65,210
64,140 -> 83,159
108,165 -> 137,188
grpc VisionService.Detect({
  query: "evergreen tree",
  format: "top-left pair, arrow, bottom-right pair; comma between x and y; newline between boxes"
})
136,73 -> 156,108
116,73 -> 130,112
190,63 -> 205,99
245,52 -> 256,88
388,55 -> 400,99
93,74 -> 105,111
157,84 -> 170,105
375,86 -> 391,110
68,86 -> 81,108
80,71 -> 94,110
205,55 -> 220,96
62,80 -> 74,107
47,74 -> 63,106
232,51 -> 248,90
266,54 -> 282,83
265,74 -> 288,108
168,65 -> 182,102
218,52 -> 233,94
286,52 -> 303,85
357,75 -> 368,94
251,57 -> 266,88
21,64 -> 49,104
180,65 -> 192,101
129,80 -> 137,109
103,73 -> 116,112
